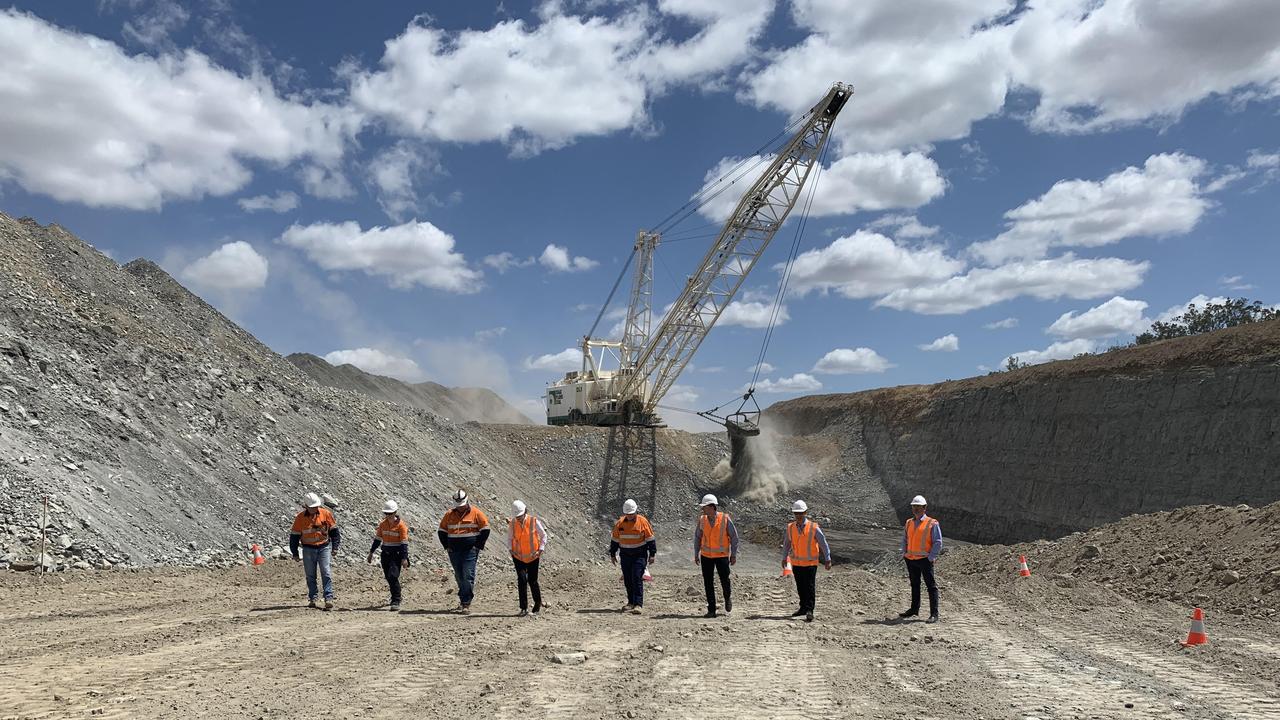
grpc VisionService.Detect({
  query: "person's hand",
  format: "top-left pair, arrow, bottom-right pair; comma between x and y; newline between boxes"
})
648,556 -> 657,566
781,559 -> 789,570
366,553 -> 374,565
401,559 -> 409,570
693,557 -> 700,566
610,555 -> 617,566
823,559 -> 833,570
729,556 -> 737,566
293,555 -> 301,563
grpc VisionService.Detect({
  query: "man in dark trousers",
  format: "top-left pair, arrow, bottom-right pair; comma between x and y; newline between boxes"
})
781,499 -> 831,622
692,494 -> 738,618
437,489 -> 490,614
367,499 -> 410,611
609,498 -> 656,615
507,499 -> 547,616
899,494 -> 943,623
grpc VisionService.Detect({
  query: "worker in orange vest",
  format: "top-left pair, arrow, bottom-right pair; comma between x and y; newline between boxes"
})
692,494 -> 738,618
367,500 -> 410,611
507,500 -> 547,617
781,500 -> 831,622
437,489 -> 491,614
610,498 -> 656,614
899,495 -> 943,623
290,492 -> 342,610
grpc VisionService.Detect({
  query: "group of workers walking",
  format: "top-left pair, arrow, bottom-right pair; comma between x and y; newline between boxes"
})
288,490 -> 943,623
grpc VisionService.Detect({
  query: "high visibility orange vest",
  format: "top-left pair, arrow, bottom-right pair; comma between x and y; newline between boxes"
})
613,514 -> 654,549
698,512 -> 731,559
787,520 -> 821,567
291,507 -> 337,547
510,515 -> 542,562
376,517 -> 409,547
440,506 -> 490,538
904,516 -> 937,560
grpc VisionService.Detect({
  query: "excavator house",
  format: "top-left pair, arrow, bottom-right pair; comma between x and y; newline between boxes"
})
545,83 -> 851,447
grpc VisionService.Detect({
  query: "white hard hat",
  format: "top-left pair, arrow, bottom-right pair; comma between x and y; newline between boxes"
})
304,492 -> 323,508
791,500 -> 808,513
383,500 -> 398,514
699,494 -> 718,507
452,489 -> 469,507
910,495 -> 928,506
622,498 -> 638,515
511,500 -> 527,517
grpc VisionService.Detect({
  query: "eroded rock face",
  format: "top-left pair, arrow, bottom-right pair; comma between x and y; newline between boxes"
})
768,321 -> 1280,545
865,366 -> 1280,543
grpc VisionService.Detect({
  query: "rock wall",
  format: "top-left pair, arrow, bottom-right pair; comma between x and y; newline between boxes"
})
770,323 -> 1280,544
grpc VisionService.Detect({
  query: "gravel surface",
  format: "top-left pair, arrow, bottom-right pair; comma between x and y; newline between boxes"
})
1,562 -> 1277,719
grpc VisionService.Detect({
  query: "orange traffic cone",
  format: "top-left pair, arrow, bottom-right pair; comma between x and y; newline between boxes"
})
1018,555 -> 1032,577
250,543 -> 265,566
1182,607 -> 1209,646
781,560 -> 793,578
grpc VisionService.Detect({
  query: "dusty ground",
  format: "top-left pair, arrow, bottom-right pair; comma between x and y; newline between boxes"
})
3,559 -> 1278,720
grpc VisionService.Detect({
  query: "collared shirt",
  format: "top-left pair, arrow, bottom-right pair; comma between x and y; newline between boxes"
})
780,518 -> 831,564
693,511 -> 739,559
901,513 -> 943,562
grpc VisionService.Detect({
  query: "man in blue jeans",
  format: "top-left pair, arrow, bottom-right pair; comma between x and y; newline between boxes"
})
290,492 -> 342,609
609,498 -> 656,614
437,489 -> 491,613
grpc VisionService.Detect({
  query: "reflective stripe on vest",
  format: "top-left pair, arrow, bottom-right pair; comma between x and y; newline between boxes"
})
299,509 -> 334,546
613,516 -> 652,549
788,521 -> 820,567
377,519 -> 408,547
904,517 -> 936,560
510,515 -> 540,562
443,507 -> 488,538
699,512 -> 731,558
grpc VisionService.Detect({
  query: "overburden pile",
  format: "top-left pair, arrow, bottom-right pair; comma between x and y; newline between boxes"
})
0,213 -> 728,572
949,501 -> 1280,616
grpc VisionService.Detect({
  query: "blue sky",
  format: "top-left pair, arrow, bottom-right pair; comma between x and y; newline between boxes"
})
1,1 -> 1278,429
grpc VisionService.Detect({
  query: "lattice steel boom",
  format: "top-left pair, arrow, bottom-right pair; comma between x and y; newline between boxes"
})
618,83 -> 852,416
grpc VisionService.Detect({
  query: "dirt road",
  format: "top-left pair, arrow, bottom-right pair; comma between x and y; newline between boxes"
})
2,561 -> 1277,719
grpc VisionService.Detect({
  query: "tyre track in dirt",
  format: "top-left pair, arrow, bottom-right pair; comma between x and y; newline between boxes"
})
4,566 -> 1278,720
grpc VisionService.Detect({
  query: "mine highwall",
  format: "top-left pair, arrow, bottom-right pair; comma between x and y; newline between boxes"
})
772,361 -> 1280,545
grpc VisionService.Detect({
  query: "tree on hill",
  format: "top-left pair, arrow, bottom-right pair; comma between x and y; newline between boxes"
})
1135,298 -> 1279,345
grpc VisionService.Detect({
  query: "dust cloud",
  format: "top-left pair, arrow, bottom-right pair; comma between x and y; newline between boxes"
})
712,422 -> 789,503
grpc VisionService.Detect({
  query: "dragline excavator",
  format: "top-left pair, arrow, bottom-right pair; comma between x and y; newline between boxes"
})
544,82 -> 851,434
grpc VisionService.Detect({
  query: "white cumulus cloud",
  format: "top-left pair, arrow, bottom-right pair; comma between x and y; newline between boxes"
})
1002,338 -> 1097,368
324,348 -> 425,382
867,214 -> 939,239
279,220 -> 481,293
812,347 -> 893,374
918,334 -> 959,352
1047,296 -> 1150,339
719,300 -> 789,329
970,153 -> 1209,264
1010,0 -> 1280,133
0,9 -> 356,209
752,372 -> 823,394
540,244 -> 599,273
786,231 -> 965,299
696,150 -> 946,222
877,254 -> 1149,315
524,348 -> 582,372
179,241 -> 269,290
